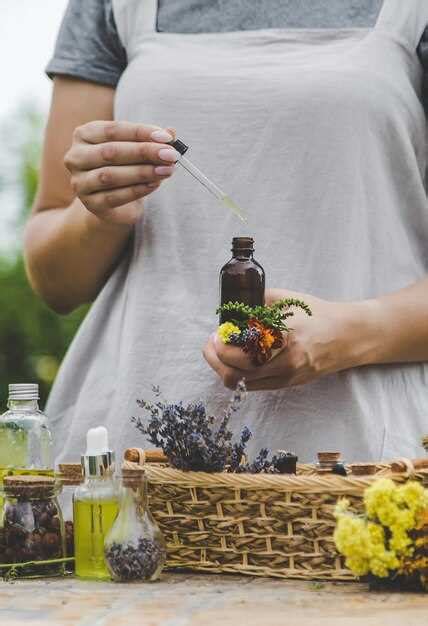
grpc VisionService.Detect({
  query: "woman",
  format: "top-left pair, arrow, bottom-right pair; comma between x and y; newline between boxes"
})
25,0 -> 428,464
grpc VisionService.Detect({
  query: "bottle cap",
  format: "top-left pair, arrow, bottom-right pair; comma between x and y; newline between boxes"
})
81,426 -> 115,478
169,138 -> 189,156
8,383 -> 39,401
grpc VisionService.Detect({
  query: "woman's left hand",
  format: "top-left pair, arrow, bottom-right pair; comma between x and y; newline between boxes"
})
203,288 -> 378,390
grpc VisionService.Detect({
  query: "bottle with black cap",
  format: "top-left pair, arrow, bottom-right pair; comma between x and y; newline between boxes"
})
219,237 -> 265,324
73,426 -> 119,579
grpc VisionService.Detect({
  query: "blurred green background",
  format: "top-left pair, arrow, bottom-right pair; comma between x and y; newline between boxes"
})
0,106 -> 88,409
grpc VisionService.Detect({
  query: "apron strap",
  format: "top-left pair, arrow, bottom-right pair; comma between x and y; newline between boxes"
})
112,0 -> 158,52
376,0 -> 428,50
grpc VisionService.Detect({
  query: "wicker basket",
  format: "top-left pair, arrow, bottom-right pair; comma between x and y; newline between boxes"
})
144,462 -> 428,581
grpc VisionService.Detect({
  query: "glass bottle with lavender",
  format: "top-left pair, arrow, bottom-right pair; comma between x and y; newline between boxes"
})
104,467 -> 166,582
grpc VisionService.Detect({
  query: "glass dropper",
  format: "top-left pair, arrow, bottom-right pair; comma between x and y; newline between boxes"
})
170,139 -> 246,222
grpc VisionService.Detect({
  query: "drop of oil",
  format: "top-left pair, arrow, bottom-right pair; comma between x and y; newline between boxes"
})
221,195 -> 247,223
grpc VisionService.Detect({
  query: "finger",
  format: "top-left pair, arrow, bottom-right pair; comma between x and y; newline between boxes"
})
213,331 -> 287,374
165,127 -> 177,141
83,182 -> 159,213
213,333 -> 255,371
75,121 -> 174,145
72,163 -> 175,195
203,337 -> 248,390
66,142 -> 179,172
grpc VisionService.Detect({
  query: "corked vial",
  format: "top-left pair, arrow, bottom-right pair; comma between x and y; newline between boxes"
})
57,462 -> 83,557
104,466 -> 167,582
316,451 -> 347,476
0,475 -> 66,577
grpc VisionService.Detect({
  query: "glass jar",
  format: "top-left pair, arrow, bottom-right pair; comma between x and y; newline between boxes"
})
104,468 -> 166,582
0,475 -> 66,577
0,384 -> 54,519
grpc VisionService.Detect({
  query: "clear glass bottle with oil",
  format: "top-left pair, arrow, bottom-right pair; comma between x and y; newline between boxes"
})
0,384 -> 54,521
73,427 -> 119,580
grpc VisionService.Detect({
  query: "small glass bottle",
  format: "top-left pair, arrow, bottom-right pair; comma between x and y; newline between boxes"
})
219,237 -> 265,323
0,475 -> 65,577
73,427 -> 119,580
0,384 -> 54,519
104,467 -> 166,582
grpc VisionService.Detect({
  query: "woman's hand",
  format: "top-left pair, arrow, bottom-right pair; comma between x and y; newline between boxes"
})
64,121 -> 179,224
203,288 -> 379,390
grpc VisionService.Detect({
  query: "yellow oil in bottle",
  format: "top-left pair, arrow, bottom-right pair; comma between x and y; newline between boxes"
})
73,498 -> 119,579
0,421 -> 54,520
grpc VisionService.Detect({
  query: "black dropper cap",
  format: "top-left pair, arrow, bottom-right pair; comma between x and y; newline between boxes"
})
169,139 -> 189,156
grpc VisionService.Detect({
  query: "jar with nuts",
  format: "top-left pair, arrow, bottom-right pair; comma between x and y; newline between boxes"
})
0,475 -> 66,577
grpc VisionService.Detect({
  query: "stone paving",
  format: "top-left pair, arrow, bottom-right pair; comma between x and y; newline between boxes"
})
0,573 -> 427,626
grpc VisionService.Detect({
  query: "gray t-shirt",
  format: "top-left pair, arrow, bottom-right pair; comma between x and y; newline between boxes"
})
47,0 -> 428,88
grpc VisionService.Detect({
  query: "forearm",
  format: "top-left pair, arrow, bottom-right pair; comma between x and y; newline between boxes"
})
357,277 -> 428,366
24,199 -> 132,313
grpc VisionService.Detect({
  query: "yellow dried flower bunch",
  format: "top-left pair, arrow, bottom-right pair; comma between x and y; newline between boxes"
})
334,479 -> 428,579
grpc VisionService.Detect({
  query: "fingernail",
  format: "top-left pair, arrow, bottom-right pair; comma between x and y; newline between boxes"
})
154,165 -> 175,176
159,148 -> 179,162
151,129 -> 174,143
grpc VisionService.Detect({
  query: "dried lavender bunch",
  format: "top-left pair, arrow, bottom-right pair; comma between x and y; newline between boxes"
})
132,381 -> 251,472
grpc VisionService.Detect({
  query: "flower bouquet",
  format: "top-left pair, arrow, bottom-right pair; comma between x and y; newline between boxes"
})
216,298 -> 312,365
334,478 -> 428,591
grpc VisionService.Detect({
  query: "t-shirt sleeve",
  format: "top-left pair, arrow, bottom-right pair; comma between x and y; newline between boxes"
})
45,0 -> 127,88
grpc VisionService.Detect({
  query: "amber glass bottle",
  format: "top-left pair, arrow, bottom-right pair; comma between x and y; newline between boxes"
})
219,237 -> 265,323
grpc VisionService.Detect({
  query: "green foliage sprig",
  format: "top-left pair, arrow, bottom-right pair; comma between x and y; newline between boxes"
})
216,298 -> 312,333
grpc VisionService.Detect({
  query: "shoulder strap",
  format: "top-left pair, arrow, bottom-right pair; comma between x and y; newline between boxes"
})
377,0 -> 428,49
112,0 -> 158,53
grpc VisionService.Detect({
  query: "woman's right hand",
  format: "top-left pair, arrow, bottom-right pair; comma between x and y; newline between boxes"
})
64,121 -> 179,224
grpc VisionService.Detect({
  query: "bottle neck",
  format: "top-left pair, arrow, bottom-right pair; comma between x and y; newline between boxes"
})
7,399 -> 39,412
232,249 -> 253,260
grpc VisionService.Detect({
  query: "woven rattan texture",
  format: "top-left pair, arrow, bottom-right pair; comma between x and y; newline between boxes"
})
145,464 -> 427,581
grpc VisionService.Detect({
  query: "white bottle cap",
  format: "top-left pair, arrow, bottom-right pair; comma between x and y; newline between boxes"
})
82,426 -> 115,477
85,426 -> 109,456
8,383 -> 39,401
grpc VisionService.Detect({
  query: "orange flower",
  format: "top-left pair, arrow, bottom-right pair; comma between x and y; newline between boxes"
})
248,319 -> 284,365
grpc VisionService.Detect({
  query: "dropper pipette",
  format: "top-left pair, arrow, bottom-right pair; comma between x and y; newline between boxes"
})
170,139 -> 246,222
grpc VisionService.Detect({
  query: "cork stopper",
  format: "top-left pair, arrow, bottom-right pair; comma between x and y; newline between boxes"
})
349,463 -> 377,476
3,475 -> 58,498
121,464 -> 146,488
317,452 -> 341,464
58,463 -> 83,486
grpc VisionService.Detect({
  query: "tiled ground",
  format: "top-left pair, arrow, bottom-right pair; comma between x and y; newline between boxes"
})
0,573 -> 427,626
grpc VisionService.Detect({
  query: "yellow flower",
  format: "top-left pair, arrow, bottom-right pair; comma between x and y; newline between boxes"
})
217,322 -> 241,344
